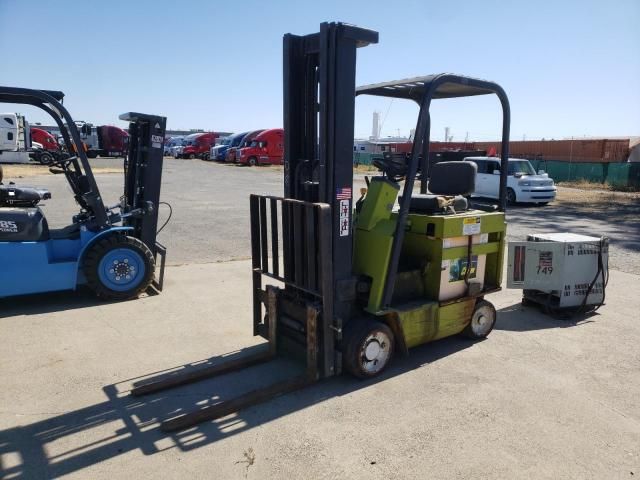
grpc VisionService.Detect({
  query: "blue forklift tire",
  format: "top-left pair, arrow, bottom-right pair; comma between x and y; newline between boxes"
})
83,234 -> 155,300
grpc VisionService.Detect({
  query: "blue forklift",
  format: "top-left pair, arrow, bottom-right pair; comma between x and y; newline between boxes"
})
0,87 -> 167,300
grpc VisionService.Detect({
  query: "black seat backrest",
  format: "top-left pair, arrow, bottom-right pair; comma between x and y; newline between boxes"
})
428,161 -> 476,196
0,185 -> 52,207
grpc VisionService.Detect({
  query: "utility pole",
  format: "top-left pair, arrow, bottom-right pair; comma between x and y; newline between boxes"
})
445,127 -> 450,142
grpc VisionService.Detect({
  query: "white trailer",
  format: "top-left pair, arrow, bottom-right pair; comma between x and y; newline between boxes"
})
0,113 -> 32,164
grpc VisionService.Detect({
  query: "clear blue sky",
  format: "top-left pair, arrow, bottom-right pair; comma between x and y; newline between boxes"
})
1,0 -> 638,141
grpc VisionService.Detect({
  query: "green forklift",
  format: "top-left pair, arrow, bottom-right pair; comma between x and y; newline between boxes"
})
132,22 -> 510,431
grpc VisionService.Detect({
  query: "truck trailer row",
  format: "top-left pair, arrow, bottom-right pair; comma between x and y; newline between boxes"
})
0,112 -> 129,164
166,128 -> 284,166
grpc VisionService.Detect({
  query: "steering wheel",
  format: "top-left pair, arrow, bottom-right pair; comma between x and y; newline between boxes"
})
47,154 -> 76,174
373,154 -> 409,182
54,154 -> 76,167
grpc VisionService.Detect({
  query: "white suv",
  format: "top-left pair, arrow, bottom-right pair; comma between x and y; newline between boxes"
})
463,156 -> 556,205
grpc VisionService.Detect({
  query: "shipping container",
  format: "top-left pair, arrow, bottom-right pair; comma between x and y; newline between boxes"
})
474,139 -> 629,163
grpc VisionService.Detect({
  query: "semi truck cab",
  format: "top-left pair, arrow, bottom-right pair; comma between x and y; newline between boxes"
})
0,113 -> 32,163
182,132 -> 217,159
31,127 -> 59,151
237,128 -> 284,166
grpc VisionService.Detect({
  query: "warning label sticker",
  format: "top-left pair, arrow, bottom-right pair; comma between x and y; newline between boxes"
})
339,199 -> 350,237
462,217 -> 481,235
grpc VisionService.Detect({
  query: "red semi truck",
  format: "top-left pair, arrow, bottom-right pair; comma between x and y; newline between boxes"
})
226,130 -> 264,163
76,122 -> 129,158
181,132 -> 218,159
31,127 -> 59,151
237,128 -> 284,166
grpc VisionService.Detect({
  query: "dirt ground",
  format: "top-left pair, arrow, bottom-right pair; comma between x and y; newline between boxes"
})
1,159 -> 639,478
3,158 -> 639,275
1,161 -> 123,179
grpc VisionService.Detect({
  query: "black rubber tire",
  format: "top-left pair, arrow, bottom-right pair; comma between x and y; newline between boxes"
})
83,234 -> 155,300
189,153 -> 196,159
0,164 -> 3,183
462,299 -> 497,339
248,157 -> 258,166
343,320 -> 394,379
506,188 -> 517,205
38,151 -> 54,165
87,151 -> 98,159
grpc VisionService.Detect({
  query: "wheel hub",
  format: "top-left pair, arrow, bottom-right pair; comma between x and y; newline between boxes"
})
360,332 -> 391,374
364,341 -> 381,361
472,305 -> 495,336
108,258 -> 137,282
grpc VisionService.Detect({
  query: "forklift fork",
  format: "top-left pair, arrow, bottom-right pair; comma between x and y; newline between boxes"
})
131,286 -> 320,432
130,194 -> 332,431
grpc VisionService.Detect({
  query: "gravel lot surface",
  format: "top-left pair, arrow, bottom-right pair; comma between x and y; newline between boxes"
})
3,158 -> 638,273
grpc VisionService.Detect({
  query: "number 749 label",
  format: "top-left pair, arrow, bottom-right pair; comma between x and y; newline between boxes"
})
537,251 -> 553,275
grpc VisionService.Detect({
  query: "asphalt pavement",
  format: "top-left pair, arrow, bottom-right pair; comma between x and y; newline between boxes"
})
1,260 -> 638,479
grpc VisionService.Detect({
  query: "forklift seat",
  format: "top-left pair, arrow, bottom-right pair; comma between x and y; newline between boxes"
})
0,184 -> 52,208
409,161 -> 477,214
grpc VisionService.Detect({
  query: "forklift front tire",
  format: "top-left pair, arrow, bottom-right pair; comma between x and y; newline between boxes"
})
344,320 -> 394,379
83,234 -> 155,301
462,300 -> 496,339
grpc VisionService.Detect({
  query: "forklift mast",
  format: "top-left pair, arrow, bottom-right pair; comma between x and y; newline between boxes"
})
119,112 -> 166,257
283,21 -> 378,339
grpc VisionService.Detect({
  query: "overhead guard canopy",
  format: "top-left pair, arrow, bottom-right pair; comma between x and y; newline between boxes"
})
0,87 -> 65,105
356,74 -> 503,102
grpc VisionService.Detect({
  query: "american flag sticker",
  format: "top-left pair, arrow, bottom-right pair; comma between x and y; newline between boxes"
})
336,187 -> 352,200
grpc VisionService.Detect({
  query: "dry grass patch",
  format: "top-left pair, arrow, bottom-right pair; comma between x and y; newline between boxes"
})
1,163 -> 123,179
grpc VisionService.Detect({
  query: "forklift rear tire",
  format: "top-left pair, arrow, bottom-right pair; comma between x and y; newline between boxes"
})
83,234 -> 155,301
462,300 -> 496,339
344,320 -> 394,379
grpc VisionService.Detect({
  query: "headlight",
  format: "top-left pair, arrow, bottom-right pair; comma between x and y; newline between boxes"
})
518,181 -> 531,186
